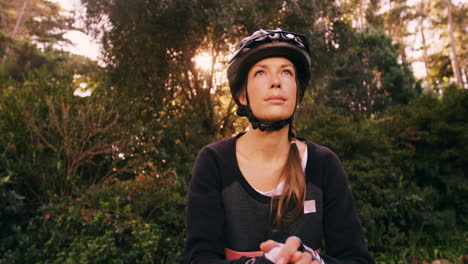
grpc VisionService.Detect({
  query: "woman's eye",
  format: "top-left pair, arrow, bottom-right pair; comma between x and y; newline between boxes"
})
254,70 -> 265,76
282,69 -> 293,75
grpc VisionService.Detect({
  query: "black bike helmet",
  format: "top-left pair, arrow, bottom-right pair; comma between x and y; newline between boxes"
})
227,28 -> 311,131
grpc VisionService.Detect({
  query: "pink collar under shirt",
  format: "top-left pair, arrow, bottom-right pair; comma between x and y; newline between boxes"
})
252,146 -> 308,196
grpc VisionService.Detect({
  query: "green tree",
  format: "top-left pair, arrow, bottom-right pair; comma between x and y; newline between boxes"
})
415,0 -> 467,88
0,0 -> 77,82
0,0 -> 73,64
296,86 -> 467,260
377,0 -> 415,65
81,0 -> 351,177
326,27 -> 420,118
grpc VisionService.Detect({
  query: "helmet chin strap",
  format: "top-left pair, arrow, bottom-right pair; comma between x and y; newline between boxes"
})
236,84 -> 297,132
236,104 -> 295,131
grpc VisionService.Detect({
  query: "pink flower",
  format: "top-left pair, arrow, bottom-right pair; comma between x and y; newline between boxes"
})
76,197 -> 81,201
45,214 -> 51,220
127,195 -> 132,201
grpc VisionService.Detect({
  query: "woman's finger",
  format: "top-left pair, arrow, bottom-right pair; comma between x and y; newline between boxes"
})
276,236 -> 302,264
294,252 -> 312,264
259,240 -> 279,253
290,251 -> 303,262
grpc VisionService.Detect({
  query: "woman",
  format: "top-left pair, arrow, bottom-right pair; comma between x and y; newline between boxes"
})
185,29 -> 374,264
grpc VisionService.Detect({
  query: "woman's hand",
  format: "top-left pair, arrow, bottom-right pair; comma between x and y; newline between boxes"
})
260,237 -> 319,264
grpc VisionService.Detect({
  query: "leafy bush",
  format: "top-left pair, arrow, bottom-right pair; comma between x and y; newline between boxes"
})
0,175 -> 27,253
0,67 -> 136,204
0,170 -> 186,264
296,87 -> 468,262
0,67 -> 184,263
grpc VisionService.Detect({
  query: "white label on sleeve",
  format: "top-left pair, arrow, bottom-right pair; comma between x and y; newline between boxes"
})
304,200 -> 316,214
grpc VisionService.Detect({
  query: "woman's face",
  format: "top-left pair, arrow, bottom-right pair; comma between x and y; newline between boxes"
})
239,57 -> 297,122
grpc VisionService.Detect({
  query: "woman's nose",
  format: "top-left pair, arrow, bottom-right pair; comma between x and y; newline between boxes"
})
271,78 -> 281,88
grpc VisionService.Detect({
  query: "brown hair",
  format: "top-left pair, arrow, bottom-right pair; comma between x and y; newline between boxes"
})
271,122 -> 305,229
239,70 -> 306,229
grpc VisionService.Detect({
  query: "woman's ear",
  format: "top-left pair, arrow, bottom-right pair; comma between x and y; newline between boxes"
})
237,90 -> 247,105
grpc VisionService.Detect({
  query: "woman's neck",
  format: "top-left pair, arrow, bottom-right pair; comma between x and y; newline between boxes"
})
238,124 -> 290,162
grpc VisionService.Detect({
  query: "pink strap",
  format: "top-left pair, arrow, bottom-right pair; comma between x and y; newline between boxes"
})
225,248 -> 263,260
224,248 -> 321,260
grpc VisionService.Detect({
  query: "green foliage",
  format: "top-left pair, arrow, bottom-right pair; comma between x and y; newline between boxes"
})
0,174 -> 27,250
0,0 -> 73,47
0,170 -> 185,264
0,63 -> 186,263
427,53 -> 454,90
0,34 -> 96,82
297,86 -> 468,262
385,86 -> 468,229
326,27 -> 421,118
0,68 -> 132,201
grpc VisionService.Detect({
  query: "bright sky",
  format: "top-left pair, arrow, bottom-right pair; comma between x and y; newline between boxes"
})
50,0 -> 101,61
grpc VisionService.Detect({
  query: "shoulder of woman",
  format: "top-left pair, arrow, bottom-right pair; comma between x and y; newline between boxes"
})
193,136 -> 239,177
197,136 -> 236,157
191,136 -> 240,192
301,139 -> 340,162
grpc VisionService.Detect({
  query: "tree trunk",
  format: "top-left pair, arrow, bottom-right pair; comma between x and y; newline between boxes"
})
420,0 -> 431,86
464,68 -> 468,86
398,35 -> 407,65
12,0 -> 31,38
446,0 -> 463,87
1,0 -> 31,64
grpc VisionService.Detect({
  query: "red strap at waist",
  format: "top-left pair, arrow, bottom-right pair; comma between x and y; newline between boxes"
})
224,248 -> 321,260
225,248 -> 263,260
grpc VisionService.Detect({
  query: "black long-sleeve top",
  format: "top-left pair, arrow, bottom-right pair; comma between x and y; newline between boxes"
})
185,134 -> 374,264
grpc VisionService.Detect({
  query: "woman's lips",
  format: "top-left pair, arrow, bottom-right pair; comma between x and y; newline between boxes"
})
265,95 -> 286,103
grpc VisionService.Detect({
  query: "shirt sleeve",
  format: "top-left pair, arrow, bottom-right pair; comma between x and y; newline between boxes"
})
184,146 -> 248,264
320,151 -> 375,264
